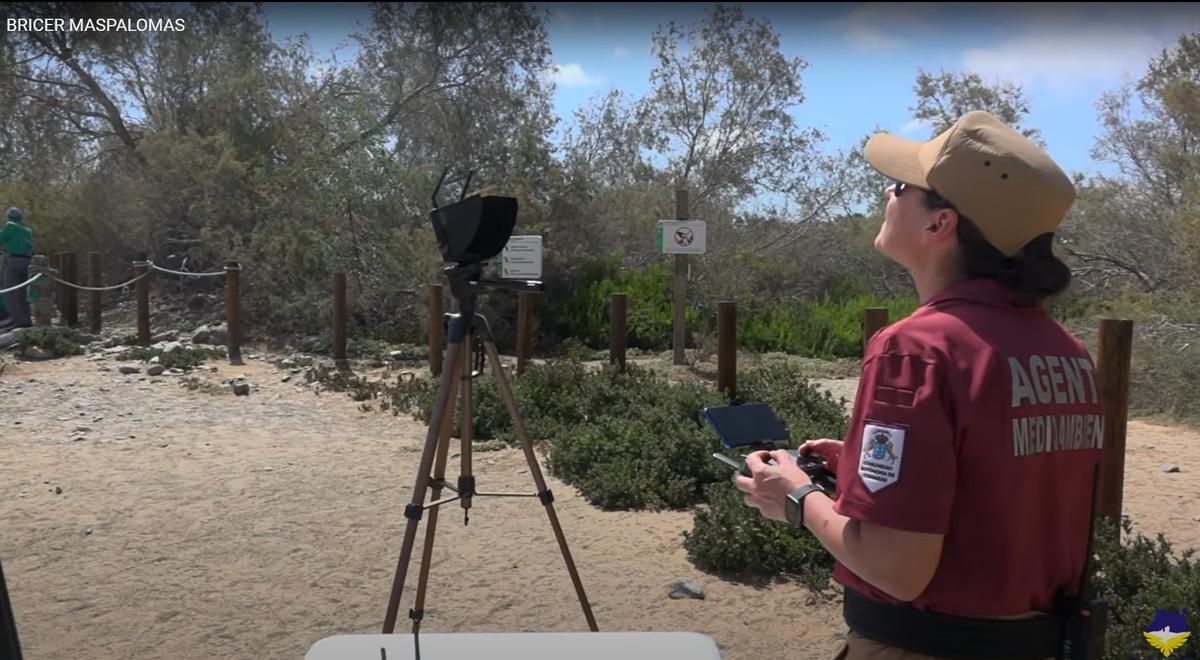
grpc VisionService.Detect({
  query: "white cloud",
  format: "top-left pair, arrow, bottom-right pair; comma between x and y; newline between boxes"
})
959,2 -> 1200,93
613,46 -> 629,58
846,28 -> 906,51
829,3 -> 938,51
901,118 -> 932,135
542,63 -> 601,87
962,25 -> 1164,91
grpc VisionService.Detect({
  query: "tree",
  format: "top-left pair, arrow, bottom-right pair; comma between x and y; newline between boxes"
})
910,68 -> 1040,143
559,89 -> 655,189
642,5 -> 822,210
1062,30 -> 1200,296
345,2 -> 554,177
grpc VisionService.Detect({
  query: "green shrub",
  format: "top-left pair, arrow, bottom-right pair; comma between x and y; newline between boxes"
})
548,253 -> 919,358
503,359 -> 593,447
309,367 -> 388,402
683,480 -> 835,595
737,361 -> 851,443
122,345 -> 226,370
509,362 -> 726,509
525,360 -> 848,511
1091,516 -> 1200,660
388,369 -> 510,440
682,361 -> 847,587
550,254 -> 701,351
546,414 -> 715,510
741,294 -> 920,358
17,328 -> 83,358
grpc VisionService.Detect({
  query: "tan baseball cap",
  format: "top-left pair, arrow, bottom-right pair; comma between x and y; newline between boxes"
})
865,110 -> 1076,257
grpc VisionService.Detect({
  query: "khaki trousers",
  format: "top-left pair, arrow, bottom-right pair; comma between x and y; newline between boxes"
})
834,630 -> 1054,660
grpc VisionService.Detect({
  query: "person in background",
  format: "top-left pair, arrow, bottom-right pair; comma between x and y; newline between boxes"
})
1,207 -> 34,328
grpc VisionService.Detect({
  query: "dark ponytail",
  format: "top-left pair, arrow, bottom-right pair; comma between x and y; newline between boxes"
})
923,189 -> 1072,307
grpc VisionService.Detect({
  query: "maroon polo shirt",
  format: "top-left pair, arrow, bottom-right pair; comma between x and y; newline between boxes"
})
832,277 -> 1105,616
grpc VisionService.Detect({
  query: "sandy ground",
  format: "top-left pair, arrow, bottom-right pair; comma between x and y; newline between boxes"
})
1,351 -> 1198,660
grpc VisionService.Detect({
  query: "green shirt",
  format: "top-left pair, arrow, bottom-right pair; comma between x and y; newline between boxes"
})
0,221 -> 33,257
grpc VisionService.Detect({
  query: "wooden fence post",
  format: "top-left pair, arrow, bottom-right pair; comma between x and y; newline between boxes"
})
89,252 -> 102,333
135,253 -> 150,346
333,272 -> 347,367
1097,318 -> 1133,540
64,252 -> 78,327
610,293 -> 627,372
718,301 -> 736,399
863,307 -> 889,354
517,291 -> 534,375
225,262 -> 243,365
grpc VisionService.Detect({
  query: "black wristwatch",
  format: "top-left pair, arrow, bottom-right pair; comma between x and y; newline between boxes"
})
785,484 -> 824,529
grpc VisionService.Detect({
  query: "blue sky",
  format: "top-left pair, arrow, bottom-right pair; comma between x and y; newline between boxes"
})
261,2 -> 1200,180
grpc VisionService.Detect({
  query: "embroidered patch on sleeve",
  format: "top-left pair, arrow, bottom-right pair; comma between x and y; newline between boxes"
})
858,423 -> 906,493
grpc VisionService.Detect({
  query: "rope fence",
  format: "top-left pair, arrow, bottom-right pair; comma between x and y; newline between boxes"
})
9,253 -> 243,366
0,272 -> 41,295
36,261 -> 223,294
46,270 -> 150,292
149,263 -> 228,278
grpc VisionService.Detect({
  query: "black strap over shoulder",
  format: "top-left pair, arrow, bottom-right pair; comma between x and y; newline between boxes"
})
843,587 -> 1064,660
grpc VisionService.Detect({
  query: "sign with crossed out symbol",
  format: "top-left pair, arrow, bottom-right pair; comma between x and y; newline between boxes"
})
656,221 -> 706,254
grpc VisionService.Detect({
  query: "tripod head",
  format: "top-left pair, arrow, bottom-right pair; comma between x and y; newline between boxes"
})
429,168 -> 543,317
442,262 -> 542,319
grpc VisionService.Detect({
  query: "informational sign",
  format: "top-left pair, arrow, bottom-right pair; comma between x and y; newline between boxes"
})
498,235 -> 543,279
656,221 -> 706,255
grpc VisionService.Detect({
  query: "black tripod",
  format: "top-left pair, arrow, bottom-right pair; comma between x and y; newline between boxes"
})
1,553 -> 22,660
381,262 -> 599,644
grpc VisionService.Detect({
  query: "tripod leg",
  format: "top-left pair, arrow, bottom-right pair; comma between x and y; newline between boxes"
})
459,329 -> 474,522
480,336 -> 600,632
408,339 -> 465,632
382,317 -> 468,634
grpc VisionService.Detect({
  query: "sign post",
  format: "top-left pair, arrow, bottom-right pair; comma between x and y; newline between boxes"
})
657,190 -> 706,365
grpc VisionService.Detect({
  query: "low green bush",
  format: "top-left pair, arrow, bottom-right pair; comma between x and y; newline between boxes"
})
122,345 -> 226,370
17,328 -> 83,358
737,361 -> 850,442
540,368 -> 728,509
1091,516 -> 1200,660
549,255 -> 702,350
740,293 -> 920,358
387,369 -> 510,440
683,480 -> 835,595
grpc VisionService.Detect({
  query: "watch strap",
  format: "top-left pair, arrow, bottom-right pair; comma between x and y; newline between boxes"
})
788,484 -> 824,528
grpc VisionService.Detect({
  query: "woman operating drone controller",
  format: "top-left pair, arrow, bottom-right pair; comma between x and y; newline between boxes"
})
736,111 -> 1106,660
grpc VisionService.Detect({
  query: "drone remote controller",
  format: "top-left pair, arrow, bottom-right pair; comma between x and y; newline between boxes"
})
714,449 -> 837,495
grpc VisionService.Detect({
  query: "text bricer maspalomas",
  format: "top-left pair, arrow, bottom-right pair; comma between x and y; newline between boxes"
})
8,18 -> 186,32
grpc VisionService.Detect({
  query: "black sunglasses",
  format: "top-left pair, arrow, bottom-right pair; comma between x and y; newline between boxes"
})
893,180 -> 955,209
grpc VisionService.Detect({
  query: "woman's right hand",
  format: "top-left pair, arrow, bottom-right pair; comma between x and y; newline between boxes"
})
798,439 -> 844,473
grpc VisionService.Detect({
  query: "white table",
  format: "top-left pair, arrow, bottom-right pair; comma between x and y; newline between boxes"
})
305,632 -> 723,659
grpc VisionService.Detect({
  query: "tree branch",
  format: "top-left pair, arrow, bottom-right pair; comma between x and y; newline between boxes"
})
27,32 -> 146,166
1060,244 -> 1158,291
